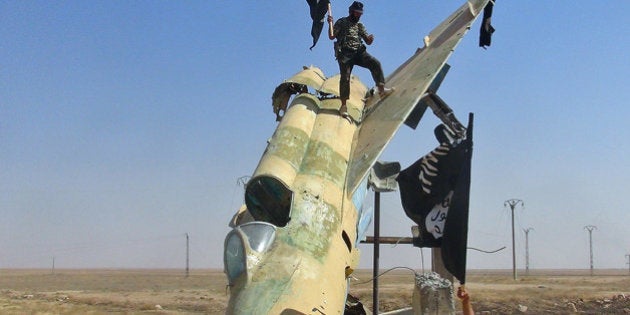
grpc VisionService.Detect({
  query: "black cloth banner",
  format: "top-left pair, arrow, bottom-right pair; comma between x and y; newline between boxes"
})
441,114 -> 473,283
479,1 -> 495,48
307,0 -> 330,50
397,114 -> 474,284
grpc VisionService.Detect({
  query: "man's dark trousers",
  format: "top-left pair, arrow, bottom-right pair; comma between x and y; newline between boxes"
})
338,49 -> 385,101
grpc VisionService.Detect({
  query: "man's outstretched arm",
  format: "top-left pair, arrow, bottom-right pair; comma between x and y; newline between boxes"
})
457,286 -> 475,315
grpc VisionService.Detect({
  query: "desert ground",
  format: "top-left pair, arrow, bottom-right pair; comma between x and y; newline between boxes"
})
1,268 -> 629,314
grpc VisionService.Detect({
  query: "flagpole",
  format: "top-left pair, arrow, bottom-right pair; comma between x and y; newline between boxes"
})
373,191 -> 380,315
327,3 -> 333,39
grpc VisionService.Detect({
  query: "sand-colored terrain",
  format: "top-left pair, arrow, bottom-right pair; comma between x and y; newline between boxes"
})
1,269 -> 629,314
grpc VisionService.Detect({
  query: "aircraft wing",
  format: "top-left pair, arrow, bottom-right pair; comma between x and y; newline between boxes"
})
346,0 -> 489,194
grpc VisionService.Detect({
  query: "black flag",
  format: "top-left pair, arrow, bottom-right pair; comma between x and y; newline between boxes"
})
396,114 -> 474,284
479,1 -> 495,48
441,113 -> 473,284
307,0 -> 330,50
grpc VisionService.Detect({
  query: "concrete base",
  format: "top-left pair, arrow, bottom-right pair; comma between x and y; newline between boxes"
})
412,272 -> 455,315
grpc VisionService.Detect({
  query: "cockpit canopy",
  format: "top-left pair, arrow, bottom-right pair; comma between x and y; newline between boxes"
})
224,222 -> 277,285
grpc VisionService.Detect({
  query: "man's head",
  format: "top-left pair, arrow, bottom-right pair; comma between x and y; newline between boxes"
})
348,1 -> 363,22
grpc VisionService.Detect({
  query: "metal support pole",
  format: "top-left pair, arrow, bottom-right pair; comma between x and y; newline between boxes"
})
524,228 -> 533,275
186,233 -> 190,278
367,160 -> 399,314
584,225 -> 596,276
511,209 -> 516,279
373,191 -> 380,315
626,254 -> 630,274
504,199 -> 523,280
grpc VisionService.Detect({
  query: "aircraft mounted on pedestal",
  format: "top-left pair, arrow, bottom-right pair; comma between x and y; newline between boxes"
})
224,0 -> 492,313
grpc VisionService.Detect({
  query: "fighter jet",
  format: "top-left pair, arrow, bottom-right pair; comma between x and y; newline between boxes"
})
224,0 -> 491,313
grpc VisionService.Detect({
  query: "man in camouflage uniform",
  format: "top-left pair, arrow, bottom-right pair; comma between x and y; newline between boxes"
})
327,1 -> 392,118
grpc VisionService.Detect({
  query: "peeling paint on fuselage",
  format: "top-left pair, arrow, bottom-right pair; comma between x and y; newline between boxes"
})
227,68 -> 365,314
283,192 -> 340,263
300,139 -> 347,188
266,127 -> 311,172
227,0 -> 492,311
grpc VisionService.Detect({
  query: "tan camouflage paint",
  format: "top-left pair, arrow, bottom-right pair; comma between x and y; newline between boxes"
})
226,0 -> 489,311
227,68 -> 367,314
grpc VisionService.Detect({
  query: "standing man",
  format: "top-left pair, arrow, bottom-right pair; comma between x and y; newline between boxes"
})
327,1 -> 392,118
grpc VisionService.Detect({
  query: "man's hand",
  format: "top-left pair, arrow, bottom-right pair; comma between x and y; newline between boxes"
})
365,34 -> 374,45
327,15 -> 334,24
457,286 -> 470,301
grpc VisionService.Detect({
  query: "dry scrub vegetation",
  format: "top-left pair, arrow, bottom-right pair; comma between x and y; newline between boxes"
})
1,269 -> 629,314
348,269 -> 630,314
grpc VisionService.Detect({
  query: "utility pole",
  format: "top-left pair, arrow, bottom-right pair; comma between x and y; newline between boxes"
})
626,254 -> 630,274
185,233 -> 190,278
366,160 -> 400,315
584,225 -> 596,276
51,256 -> 55,275
504,199 -> 524,280
523,227 -> 533,275
373,191 -> 380,315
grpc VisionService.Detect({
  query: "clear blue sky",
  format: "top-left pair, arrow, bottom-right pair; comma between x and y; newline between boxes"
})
2,1 -> 629,271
